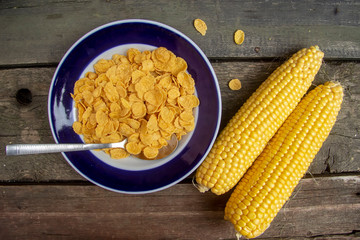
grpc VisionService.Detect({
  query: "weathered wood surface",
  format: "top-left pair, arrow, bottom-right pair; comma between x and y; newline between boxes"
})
1,1 -> 359,239
0,61 -> 359,182
0,176 -> 359,239
0,0 -> 360,66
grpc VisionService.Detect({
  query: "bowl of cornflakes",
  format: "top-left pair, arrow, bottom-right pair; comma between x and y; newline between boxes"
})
48,19 -> 221,193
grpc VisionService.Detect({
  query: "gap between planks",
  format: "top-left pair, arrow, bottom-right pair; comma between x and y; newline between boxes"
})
1,58 -> 360,71
0,172 -> 359,186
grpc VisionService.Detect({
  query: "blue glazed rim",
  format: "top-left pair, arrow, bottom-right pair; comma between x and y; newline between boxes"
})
48,19 -> 221,194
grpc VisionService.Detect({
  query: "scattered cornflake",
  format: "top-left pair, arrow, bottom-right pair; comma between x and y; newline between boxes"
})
194,19 -> 207,36
229,79 -> 242,90
234,30 -> 245,45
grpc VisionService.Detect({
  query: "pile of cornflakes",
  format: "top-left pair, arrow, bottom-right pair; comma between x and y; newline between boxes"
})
71,47 -> 200,159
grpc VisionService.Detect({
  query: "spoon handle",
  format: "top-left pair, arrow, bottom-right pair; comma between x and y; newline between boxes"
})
6,143 -> 111,155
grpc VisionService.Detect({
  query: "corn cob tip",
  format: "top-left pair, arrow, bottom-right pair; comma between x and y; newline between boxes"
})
328,80 -> 342,88
192,176 -> 210,193
235,232 -> 243,240
308,45 -> 324,58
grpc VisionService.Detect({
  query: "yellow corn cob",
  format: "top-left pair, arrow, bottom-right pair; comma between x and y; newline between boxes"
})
224,81 -> 343,239
195,46 -> 324,195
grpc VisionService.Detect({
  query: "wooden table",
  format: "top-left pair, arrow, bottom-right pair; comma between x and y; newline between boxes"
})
1,1 -> 359,239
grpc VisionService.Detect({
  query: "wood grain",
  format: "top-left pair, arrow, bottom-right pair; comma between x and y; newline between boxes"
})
1,1 -> 358,239
0,0 -> 359,65
0,176 -> 359,239
1,61 -> 359,182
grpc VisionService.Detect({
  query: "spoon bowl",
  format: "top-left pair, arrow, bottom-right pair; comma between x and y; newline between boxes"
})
136,134 -> 178,160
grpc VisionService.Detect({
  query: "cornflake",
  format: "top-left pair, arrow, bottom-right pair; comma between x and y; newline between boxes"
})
194,19 -> 207,36
229,79 -> 242,90
71,47 -> 200,159
234,30 -> 245,45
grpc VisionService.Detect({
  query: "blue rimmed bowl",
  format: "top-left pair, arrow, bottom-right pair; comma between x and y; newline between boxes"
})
48,19 -> 221,194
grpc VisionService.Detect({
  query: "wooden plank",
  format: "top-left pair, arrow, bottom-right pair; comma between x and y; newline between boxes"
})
0,61 -> 359,182
0,68 -> 85,181
0,0 -> 359,65
0,176 -> 359,239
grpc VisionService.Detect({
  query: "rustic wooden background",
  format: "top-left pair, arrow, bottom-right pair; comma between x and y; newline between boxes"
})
0,0 -> 359,239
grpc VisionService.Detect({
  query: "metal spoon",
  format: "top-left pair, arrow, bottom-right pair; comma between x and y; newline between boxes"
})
5,135 -> 178,160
